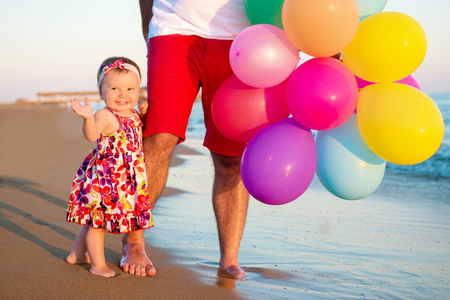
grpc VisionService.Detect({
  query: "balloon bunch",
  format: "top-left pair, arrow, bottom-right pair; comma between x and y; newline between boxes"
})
212,0 -> 445,205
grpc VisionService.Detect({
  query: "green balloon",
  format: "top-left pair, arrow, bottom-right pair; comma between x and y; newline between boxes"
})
245,0 -> 284,29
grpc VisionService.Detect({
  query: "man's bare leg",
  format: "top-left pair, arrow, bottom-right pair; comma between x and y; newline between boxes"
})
211,152 -> 249,279
120,230 -> 154,276
120,133 -> 179,276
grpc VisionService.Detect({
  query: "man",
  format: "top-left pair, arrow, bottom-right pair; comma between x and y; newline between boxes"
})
119,0 -> 250,279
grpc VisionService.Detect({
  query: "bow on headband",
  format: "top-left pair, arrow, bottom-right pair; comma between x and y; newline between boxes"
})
103,60 -> 126,73
98,59 -> 140,88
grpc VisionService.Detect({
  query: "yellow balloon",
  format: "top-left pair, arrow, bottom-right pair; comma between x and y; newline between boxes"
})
357,83 -> 444,165
342,12 -> 427,83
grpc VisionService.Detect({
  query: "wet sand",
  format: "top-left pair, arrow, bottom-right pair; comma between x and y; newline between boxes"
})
151,134 -> 450,299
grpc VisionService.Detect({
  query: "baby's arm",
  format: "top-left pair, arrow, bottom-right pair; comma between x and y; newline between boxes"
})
70,97 -> 110,142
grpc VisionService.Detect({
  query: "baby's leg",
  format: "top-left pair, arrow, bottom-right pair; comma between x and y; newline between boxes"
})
66,225 -> 91,264
86,227 -> 115,277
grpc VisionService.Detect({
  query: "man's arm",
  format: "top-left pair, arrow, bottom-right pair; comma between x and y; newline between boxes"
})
139,0 -> 154,43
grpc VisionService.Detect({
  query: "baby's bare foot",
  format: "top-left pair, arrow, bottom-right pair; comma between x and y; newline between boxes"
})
90,265 -> 115,278
66,252 -> 90,264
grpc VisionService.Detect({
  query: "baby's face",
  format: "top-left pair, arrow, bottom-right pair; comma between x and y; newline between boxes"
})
100,69 -> 140,115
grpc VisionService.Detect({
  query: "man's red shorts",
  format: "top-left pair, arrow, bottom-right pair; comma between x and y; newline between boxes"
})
143,34 -> 247,157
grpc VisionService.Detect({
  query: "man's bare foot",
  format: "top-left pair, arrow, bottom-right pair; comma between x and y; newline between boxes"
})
217,265 -> 247,279
66,252 -> 90,264
120,243 -> 156,277
90,265 -> 115,278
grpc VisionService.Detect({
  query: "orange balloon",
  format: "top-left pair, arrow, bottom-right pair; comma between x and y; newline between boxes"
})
282,0 -> 359,57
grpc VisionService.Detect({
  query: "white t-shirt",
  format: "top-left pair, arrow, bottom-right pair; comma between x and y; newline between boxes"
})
148,0 -> 250,40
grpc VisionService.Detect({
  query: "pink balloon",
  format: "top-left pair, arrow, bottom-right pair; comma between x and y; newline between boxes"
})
212,75 -> 290,143
397,75 -> 421,89
229,24 -> 299,88
354,76 -> 373,89
241,118 -> 317,205
355,75 -> 421,90
286,58 -> 358,130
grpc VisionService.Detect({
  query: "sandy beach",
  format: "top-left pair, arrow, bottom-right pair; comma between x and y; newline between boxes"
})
0,105 -> 243,299
1,104 -> 449,299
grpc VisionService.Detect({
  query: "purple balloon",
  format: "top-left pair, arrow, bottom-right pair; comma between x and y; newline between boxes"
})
240,118 -> 317,205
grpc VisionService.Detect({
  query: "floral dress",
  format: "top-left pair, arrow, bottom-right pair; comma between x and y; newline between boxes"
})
67,108 -> 153,234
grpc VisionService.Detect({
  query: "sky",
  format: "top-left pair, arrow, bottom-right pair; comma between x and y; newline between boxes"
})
0,0 -> 449,103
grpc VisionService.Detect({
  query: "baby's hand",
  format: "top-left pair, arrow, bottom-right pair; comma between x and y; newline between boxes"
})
138,100 -> 148,127
138,100 -> 149,115
70,97 -> 94,119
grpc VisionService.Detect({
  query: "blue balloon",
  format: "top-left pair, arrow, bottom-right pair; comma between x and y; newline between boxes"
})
357,0 -> 388,21
315,114 -> 385,200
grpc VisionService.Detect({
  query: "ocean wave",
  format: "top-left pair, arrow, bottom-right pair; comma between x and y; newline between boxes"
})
386,143 -> 450,178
